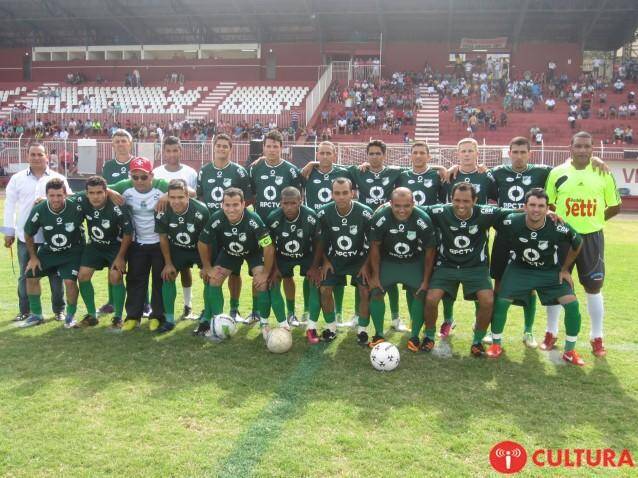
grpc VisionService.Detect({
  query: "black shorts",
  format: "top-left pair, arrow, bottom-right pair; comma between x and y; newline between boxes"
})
559,230 -> 605,290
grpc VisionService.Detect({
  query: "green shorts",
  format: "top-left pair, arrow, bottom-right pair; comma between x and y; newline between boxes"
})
28,245 -> 83,280
171,247 -> 202,271
429,266 -> 492,301
321,258 -> 366,287
80,243 -> 119,270
277,255 -> 312,278
380,258 -> 423,291
215,250 -> 263,274
498,264 -> 574,306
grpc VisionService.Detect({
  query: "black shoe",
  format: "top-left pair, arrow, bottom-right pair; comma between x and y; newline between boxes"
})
180,305 -> 193,320
356,331 -> 369,346
420,336 -> 435,352
111,317 -> 122,329
321,329 -> 337,342
407,336 -> 420,352
13,313 -> 29,322
193,321 -> 210,336
471,342 -> 486,357
77,314 -> 98,328
53,312 -> 65,322
157,322 -> 175,334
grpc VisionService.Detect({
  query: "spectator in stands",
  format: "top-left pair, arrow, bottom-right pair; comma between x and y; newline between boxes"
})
534,130 -> 543,145
488,113 -> 497,130
440,96 -> 450,112
599,91 -> 607,103
628,102 -> 637,117
523,97 -> 534,112
337,117 -> 347,135
568,113 -> 577,129
614,78 -> 624,93
597,106 -> 606,119
609,105 -> 618,119
624,126 -> 633,144
545,97 -> 556,111
499,111 -> 508,127
618,103 -> 628,118
614,126 -> 624,143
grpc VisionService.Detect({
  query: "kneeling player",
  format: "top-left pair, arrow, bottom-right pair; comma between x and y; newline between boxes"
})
23,178 -> 85,328
156,179 -> 210,333
315,178 -> 373,345
75,176 -> 132,328
488,188 -> 586,365
196,188 -> 275,336
266,187 -> 323,342
368,188 -> 436,349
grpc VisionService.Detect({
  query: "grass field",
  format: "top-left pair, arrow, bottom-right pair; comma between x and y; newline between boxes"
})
0,196 -> 637,477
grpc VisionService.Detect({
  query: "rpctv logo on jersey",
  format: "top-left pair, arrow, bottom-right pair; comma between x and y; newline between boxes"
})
489,441 -> 635,474
565,198 -> 598,217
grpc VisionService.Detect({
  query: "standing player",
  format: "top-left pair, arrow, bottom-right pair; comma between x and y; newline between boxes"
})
23,179 -> 85,328
314,178 -> 373,346
266,187 -> 323,343
487,189 -> 586,365
196,188 -> 275,336
75,176 -> 133,328
153,136 -> 199,319
396,141 -> 445,207
249,130 -> 303,325
368,188 -> 436,350
197,133 -> 251,322
156,179 -> 210,333
543,131 -> 621,357
422,183 -> 510,356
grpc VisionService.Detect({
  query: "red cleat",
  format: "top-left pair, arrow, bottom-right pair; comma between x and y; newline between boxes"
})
486,343 -> 503,358
439,321 -> 455,339
539,332 -> 557,351
306,328 -> 320,345
562,350 -> 585,366
590,337 -> 607,357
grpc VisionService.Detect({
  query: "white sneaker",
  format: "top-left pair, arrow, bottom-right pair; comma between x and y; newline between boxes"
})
230,309 -> 245,323
287,314 -> 301,327
391,319 -> 409,332
523,332 -> 538,348
482,332 -> 494,344
244,312 -> 260,325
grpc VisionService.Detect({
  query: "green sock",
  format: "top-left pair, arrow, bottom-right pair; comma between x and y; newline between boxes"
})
28,294 -> 42,317
162,280 -> 177,323
491,298 -> 512,345
209,285 -> 224,316
257,290 -> 270,319
308,283 -> 321,323
66,303 -> 77,318
387,284 -> 399,319
270,283 -> 287,323
442,297 -> 454,324
370,298 -> 385,337
112,283 -> 125,318
409,292 -> 424,338
303,278 -> 310,314
523,293 -> 537,334
107,282 -> 113,307
357,314 -> 370,327
324,311 -> 336,324
202,284 -> 213,322
406,290 -> 414,312
472,328 -> 487,345
79,280 -> 97,317
354,288 -> 361,316
334,285 -> 344,315
230,297 -> 240,311
285,297 -> 295,317
252,294 -> 258,314
425,327 -> 436,340
563,300 -> 582,352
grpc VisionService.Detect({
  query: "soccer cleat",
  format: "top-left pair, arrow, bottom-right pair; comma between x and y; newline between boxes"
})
482,332 -> 494,344
157,322 -> 175,334
149,318 -> 161,331
192,321 -> 210,336
391,319 -> 409,332
562,350 -> 586,366
261,324 -> 271,340
420,336 -> 435,352
338,314 -> 357,328
122,319 -> 139,331
180,306 -> 193,320
287,314 -> 301,327
229,309 -> 245,323
53,312 -> 65,322
539,332 -> 557,351
523,332 -> 538,348
142,303 -> 152,318
590,338 -> 607,357
356,331 -> 369,346
306,328 -> 320,344
321,329 -> 337,343
97,303 -> 114,316
407,337 -> 420,352
64,315 -> 78,329
13,313 -> 29,322
111,317 -> 123,329
244,312 -> 260,325
486,343 -> 503,358
368,335 -> 385,348
439,321 -> 455,339
77,314 -> 98,328
470,343 -> 486,357
19,314 -> 44,328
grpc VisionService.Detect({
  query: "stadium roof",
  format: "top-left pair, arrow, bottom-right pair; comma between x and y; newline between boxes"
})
0,0 -> 636,51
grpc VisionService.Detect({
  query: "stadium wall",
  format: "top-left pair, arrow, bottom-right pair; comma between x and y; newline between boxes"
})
0,48 -> 29,81
511,42 -> 582,78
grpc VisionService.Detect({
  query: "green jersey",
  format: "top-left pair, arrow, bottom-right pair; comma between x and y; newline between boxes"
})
348,166 -> 403,209
24,199 -> 85,253
424,204 -> 510,268
74,194 -> 133,249
304,166 -> 351,212
155,199 -> 210,250
102,157 -> 132,185
496,212 -> 582,270
489,164 -> 552,209
200,209 -> 271,258
266,205 -> 318,260
445,170 -> 496,205
197,161 -> 251,211
369,205 -> 436,262
317,201 -> 373,263
396,168 -> 445,206
249,159 -> 303,221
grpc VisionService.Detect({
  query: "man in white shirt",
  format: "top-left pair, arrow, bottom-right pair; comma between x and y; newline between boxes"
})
2,142 -> 71,322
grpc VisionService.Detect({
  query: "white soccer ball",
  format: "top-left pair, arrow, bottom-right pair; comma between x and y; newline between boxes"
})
210,314 -> 237,340
370,342 -> 400,372
266,327 -> 293,354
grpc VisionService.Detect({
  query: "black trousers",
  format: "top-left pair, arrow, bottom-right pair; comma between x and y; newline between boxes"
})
125,242 -> 165,320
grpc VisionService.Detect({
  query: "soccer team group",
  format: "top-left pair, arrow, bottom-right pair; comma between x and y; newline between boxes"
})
3,128 -> 621,366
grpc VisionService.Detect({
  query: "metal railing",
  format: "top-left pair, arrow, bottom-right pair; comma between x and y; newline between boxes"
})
305,63 -> 333,125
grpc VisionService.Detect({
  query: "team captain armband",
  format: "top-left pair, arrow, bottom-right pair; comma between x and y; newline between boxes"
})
258,235 -> 273,247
